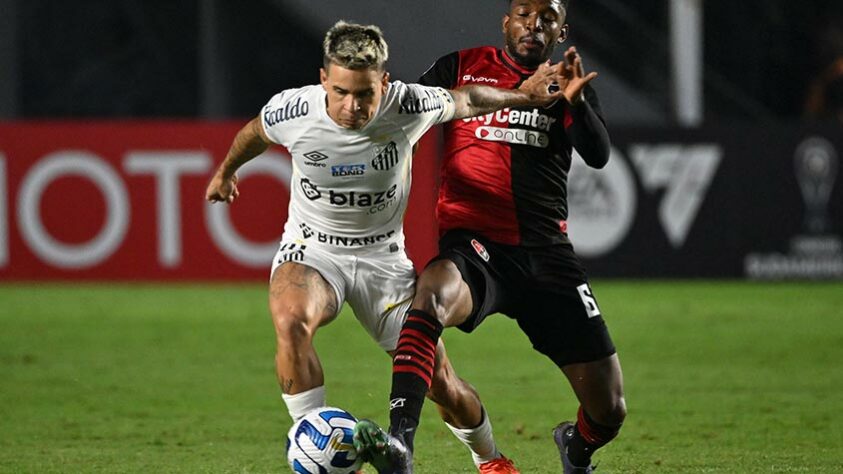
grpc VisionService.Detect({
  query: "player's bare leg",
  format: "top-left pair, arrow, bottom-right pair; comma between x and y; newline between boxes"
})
269,262 -> 338,420
428,341 -> 482,427
554,354 -> 626,473
420,261 -> 481,428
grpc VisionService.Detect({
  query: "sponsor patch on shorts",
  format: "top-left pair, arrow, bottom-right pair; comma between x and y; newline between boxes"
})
470,239 -> 490,262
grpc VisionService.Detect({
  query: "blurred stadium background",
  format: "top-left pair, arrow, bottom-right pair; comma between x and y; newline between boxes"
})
1,1 -> 842,472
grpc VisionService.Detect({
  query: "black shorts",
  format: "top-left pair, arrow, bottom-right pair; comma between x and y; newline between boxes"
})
432,229 -> 616,367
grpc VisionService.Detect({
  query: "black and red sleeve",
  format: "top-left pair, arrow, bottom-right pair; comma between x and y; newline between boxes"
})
418,51 -> 460,89
567,85 -> 611,168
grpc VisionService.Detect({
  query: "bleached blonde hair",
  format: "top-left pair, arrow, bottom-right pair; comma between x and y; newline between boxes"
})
322,20 -> 389,71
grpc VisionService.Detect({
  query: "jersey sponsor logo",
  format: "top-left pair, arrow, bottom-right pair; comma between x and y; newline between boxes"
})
464,107 -> 558,132
303,151 -> 329,167
470,239 -> 490,262
462,74 -> 499,84
309,229 -> 397,247
372,142 -> 399,171
329,184 -> 398,214
299,223 -> 314,238
331,164 -> 366,177
399,88 -> 445,114
263,96 -> 309,127
277,242 -> 307,263
300,178 -> 321,200
475,126 -> 549,148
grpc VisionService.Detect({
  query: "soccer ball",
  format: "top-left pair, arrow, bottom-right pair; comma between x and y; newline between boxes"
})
286,406 -> 363,474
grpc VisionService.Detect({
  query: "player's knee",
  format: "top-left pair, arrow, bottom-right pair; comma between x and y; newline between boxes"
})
613,396 -> 628,425
595,396 -> 627,427
413,260 -> 466,324
412,291 -> 448,324
271,309 -> 313,345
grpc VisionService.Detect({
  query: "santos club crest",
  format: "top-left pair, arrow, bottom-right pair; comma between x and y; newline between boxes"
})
372,141 -> 399,171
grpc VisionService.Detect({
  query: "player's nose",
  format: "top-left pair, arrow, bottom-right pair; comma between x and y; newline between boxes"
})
344,96 -> 360,112
527,14 -> 544,32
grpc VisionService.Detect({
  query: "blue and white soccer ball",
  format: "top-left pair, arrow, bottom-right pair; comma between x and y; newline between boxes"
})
286,406 -> 363,474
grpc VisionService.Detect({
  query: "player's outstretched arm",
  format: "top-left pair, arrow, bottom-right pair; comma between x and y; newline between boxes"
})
448,63 -> 566,120
554,47 -> 610,169
205,117 -> 272,204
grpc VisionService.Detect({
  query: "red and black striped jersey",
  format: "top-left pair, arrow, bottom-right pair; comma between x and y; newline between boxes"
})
420,46 -> 610,246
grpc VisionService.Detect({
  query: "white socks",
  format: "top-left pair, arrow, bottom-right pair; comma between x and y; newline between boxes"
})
281,385 -> 326,421
445,409 -> 501,466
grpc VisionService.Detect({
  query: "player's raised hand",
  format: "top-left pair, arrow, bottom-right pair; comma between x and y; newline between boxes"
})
560,46 -> 598,105
518,60 -> 567,105
205,172 -> 240,204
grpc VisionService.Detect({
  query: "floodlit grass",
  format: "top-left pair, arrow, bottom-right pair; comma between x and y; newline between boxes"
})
1,281 -> 842,473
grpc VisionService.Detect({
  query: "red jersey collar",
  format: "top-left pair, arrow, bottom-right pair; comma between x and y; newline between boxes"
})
500,48 -> 537,76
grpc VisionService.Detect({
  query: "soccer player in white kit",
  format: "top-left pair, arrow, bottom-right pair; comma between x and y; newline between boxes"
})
206,21 -> 565,473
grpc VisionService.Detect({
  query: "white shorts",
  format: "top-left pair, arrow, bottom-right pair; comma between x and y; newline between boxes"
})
270,240 -> 416,351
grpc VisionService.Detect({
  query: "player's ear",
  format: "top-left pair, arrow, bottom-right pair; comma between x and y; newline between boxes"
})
557,25 -> 569,43
320,67 -> 328,87
381,71 -> 390,91
502,14 -> 510,34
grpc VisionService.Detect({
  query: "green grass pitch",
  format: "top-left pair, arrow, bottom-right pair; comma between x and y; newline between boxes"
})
1,281 -> 842,473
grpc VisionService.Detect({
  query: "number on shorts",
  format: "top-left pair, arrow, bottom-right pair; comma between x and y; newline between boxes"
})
576,283 -> 601,318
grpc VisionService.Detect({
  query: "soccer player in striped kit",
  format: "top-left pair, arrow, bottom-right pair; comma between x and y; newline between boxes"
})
354,1 -> 627,473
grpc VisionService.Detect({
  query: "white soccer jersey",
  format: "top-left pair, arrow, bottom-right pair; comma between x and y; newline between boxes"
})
261,81 -> 455,252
